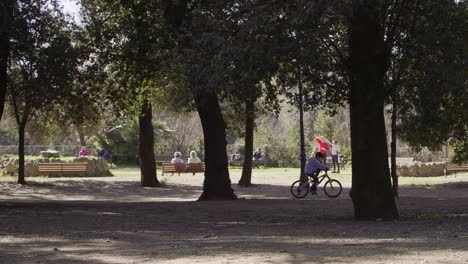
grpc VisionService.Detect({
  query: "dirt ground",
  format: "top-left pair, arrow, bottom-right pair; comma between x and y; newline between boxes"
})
0,170 -> 467,264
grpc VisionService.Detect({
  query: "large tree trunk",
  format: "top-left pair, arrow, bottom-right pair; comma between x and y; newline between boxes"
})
17,124 -> 26,185
239,98 -> 255,187
194,91 -> 237,200
139,100 -> 160,187
390,98 -> 398,197
77,126 -> 86,147
0,0 -> 12,121
349,0 -> 399,220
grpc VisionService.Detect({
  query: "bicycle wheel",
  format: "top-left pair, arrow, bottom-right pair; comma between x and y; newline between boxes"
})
323,179 -> 342,198
290,180 -> 309,198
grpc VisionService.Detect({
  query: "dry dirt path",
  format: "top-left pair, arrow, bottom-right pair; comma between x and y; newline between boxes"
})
0,171 -> 467,264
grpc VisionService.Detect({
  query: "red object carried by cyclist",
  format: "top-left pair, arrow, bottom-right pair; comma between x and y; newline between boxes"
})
315,137 -> 330,155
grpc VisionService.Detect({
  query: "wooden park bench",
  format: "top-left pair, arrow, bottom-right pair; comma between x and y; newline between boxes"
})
447,163 -> 468,174
38,162 -> 88,176
161,162 -> 205,176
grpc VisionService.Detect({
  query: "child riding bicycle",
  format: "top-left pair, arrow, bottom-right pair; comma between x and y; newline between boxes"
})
305,152 -> 329,195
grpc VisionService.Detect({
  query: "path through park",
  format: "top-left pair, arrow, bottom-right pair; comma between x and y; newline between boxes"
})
0,170 -> 467,263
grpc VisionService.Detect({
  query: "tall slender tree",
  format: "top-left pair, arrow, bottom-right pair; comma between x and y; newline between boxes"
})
382,0 -> 468,196
81,0 -> 178,187
9,0 -> 77,184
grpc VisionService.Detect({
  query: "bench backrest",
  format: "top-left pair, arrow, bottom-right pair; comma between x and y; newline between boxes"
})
162,162 -> 205,174
447,163 -> 468,169
187,163 -> 205,172
38,162 -> 88,173
162,162 -> 187,172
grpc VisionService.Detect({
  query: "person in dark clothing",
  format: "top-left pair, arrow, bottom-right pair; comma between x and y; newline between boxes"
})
253,148 -> 262,160
304,152 -> 329,195
98,148 -> 113,167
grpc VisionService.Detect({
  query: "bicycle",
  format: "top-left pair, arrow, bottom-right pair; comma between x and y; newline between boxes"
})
290,171 -> 342,198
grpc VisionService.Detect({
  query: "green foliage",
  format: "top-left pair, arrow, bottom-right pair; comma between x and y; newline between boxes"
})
90,119 -> 173,164
385,0 -> 468,161
81,0 -> 192,117
287,124 -> 300,149
313,111 -> 335,140
8,0 -> 77,126
451,138 -> 468,164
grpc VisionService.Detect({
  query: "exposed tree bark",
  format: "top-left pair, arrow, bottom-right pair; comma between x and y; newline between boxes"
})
11,91 -> 28,185
195,91 -> 237,200
349,0 -> 399,220
17,124 -> 26,185
239,98 -> 255,187
390,96 -> 398,197
139,100 -> 160,187
77,126 -> 86,147
0,0 -> 12,121
298,67 -> 307,183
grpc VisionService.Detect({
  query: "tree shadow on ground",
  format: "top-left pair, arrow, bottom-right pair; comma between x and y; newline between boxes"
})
0,196 -> 467,264
0,180 -> 467,263
0,180 -> 351,202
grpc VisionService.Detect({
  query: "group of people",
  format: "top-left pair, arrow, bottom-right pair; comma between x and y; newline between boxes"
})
228,148 -> 263,163
305,138 -> 344,195
78,146 -> 113,165
170,151 -> 201,164
79,146 -> 200,165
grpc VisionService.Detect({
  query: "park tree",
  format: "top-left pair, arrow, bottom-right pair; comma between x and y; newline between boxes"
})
210,1 -> 284,187
348,0 -> 399,219
81,0 -> 180,187
394,0 -> 468,167
163,0 -> 238,200
261,1 -> 347,182
380,0 -> 468,196
8,0 -> 77,184
0,0 -> 13,121
49,29 -> 106,147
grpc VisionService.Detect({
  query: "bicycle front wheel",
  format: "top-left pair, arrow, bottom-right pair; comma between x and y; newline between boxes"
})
323,179 -> 342,198
291,180 -> 309,198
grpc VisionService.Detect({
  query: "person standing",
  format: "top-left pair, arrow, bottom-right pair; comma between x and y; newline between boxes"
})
331,140 -> 341,173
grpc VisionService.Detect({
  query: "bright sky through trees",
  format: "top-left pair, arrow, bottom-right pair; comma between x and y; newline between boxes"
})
61,0 -> 80,23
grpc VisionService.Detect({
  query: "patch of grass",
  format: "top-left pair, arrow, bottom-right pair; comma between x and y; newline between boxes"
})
110,167 -> 140,177
111,163 -> 140,169
403,183 -> 434,189
404,212 -> 444,220
446,213 -> 468,219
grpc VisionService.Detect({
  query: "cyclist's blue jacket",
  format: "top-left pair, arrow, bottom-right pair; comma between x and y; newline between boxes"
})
305,157 -> 327,175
